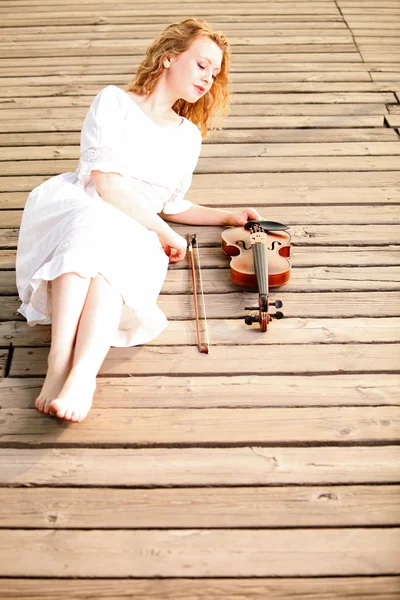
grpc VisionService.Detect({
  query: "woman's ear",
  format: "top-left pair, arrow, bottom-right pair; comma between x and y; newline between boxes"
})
163,56 -> 171,68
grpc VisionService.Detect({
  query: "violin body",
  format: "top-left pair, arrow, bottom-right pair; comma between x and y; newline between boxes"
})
221,226 -> 291,288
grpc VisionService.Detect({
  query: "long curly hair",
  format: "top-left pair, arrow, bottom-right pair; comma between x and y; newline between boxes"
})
125,18 -> 231,139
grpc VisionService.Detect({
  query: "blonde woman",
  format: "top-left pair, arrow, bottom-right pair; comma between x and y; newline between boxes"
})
16,18 -> 262,422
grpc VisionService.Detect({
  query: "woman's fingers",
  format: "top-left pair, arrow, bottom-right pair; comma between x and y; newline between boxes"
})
169,246 -> 187,263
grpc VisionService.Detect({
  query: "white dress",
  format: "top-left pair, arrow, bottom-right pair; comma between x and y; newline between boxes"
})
16,85 -> 202,347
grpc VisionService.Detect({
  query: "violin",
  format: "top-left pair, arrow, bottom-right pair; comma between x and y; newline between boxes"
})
221,220 -> 291,331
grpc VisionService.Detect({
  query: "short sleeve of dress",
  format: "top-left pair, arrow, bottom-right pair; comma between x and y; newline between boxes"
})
162,126 -> 202,215
76,85 -> 129,184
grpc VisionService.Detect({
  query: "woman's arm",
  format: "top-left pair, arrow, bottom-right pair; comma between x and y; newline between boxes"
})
161,203 -> 264,227
91,171 -> 187,262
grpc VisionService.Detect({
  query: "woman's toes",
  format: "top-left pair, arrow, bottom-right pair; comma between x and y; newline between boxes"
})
37,397 -> 46,412
50,400 -> 63,418
71,410 -> 80,422
65,407 -> 74,421
42,400 -> 52,414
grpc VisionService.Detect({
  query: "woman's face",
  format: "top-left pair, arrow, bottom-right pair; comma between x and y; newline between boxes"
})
164,35 -> 223,102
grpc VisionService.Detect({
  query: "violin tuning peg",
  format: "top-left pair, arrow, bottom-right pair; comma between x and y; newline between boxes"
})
270,300 -> 283,308
244,315 -> 257,325
271,311 -> 284,320
244,307 -> 259,311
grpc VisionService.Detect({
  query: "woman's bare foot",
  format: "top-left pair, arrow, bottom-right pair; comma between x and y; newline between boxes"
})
49,371 -> 96,422
35,358 -> 71,415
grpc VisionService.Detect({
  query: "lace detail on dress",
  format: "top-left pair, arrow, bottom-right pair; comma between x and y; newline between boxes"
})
162,173 -> 193,214
80,146 -> 114,163
34,214 -> 97,277
168,173 -> 191,203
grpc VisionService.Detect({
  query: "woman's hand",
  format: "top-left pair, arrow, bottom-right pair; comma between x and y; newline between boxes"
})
226,207 -> 264,227
160,232 -> 187,263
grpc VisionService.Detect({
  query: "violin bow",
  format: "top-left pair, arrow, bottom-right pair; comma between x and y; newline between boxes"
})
187,233 -> 210,353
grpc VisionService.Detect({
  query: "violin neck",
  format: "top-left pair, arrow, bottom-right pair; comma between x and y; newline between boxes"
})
251,232 -> 269,295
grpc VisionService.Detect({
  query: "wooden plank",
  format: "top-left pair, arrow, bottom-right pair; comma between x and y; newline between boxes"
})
190,171 -> 400,188
0,104 -> 391,121
7,155 -> 400,177
368,63 -> 400,70
2,69 -> 378,88
387,115 -> 400,127
0,229 -> 18,247
0,116 -> 388,134
0,349 -> 8,378
3,265 -> 400,295
0,1 -> 338,10
0,21 -> 351,33
0,577 -> 399,600
0,62 -> 372,77
1,406 -> 399,445
4,171 -> 399,194
3,187 -> 400,208
4,141 -> 400,162
0,48 -> 361,60
1,104 -> 390,121
0,528 -> 399,577
187,191 -> 400,210
371,73 -> 400,82
2,206 -> 400,229
0,73 -> 379,89
2,317 -> 399,349
2,373 -> 399,409
0,63 -> 373,76
8,344 -> 400,377
0,37 -> 357,50
1,446 -> 399,486
360,41 -> 400,48
2,291 -> 400,322
0,12 -> 346,21
0,249 -> 14,267
344,12 -> 400,19
200,141 -> 400,157
173,227 -> 400,248
0,6 -> 341,17
360,52 -> 400,62
0,35 -> 358,47
353,31 -> 400,38
1,485 -> 399,527
0,101 -> 390,118
3,218 -> 400,255
1,128 -> 397,147
0,41 -> 357,54
0,90 -> 394,106
1,82 -> 389,94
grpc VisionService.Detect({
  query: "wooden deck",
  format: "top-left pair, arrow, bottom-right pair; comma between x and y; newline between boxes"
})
0,0 -> 400,597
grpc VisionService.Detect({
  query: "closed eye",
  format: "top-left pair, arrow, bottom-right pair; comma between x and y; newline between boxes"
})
197,63 -> 217,81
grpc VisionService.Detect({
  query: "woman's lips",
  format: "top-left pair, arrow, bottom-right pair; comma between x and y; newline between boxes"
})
194,85 -> 205,94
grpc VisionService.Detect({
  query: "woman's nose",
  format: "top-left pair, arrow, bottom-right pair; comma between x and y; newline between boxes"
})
202,70 -> 211,84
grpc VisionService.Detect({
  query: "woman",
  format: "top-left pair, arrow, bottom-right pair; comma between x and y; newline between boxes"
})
16,18 -> 262,423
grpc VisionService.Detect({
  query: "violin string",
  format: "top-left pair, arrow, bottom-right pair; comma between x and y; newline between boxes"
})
193,235 -> 210,352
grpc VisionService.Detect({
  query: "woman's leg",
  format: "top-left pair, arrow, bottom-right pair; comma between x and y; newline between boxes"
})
50,273 -> 123,422
36,272 -> 91,414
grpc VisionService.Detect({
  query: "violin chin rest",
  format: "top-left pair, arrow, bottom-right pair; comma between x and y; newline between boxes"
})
245,220 -> 289,231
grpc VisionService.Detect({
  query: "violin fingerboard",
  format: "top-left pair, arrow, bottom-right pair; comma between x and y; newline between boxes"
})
250,232 -> 269,295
